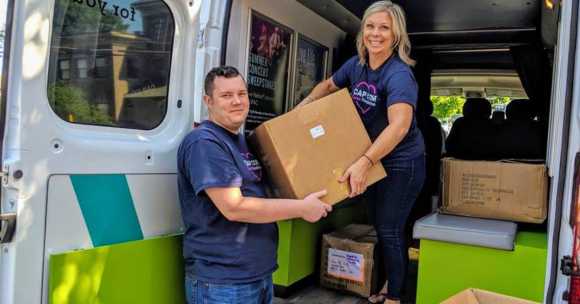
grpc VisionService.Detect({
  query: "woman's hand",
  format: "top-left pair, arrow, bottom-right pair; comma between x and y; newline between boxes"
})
339,156 -> 373,197
294,96 -> 313,109
293,78 -> 339,110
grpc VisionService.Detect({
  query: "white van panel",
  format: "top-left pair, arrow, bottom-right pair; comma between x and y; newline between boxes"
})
193,0 -> 228,123
127,174 -> 183,237
45,176 -> 93,252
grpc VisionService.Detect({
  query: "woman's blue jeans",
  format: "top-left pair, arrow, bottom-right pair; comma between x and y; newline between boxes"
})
366,155 -> 425,300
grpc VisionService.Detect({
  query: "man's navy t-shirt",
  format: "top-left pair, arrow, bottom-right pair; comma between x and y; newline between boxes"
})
177,120 -> 278,284
332,55 -> 425,164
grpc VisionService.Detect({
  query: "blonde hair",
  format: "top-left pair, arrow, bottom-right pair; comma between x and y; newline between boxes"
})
356,1 -> 415,66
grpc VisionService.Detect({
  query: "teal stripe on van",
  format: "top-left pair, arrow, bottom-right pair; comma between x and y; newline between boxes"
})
70,174 -> 144,247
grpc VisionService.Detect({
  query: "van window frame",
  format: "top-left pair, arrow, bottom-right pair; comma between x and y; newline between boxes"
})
46,0 -> 177,131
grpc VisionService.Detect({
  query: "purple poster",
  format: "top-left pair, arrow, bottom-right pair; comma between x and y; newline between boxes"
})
245,12 -> 293,133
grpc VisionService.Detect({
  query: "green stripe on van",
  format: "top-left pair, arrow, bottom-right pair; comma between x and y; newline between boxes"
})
70,174 -> 143,246
49,235 -> 184,304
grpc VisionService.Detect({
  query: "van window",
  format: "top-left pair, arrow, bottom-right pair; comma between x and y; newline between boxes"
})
47,0 -> 175,130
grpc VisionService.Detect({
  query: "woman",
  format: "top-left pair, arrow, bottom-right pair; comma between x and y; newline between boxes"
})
298,2 -> 425,303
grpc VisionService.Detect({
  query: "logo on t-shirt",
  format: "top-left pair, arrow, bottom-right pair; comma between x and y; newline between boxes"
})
352,81 -> 378,116
241,152 -> 263,181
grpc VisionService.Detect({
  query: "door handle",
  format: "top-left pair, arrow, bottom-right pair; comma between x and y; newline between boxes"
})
0,213 -> 16,243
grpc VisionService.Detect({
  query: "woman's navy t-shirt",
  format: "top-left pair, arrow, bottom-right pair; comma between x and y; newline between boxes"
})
177,120 -> 278,284
332,55 -> 425,164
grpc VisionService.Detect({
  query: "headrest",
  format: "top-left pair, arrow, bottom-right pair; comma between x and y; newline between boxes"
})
506,99 -> 533,120
424,100 -> 434,116
463,98 -> 491,119
491,111 -> 505,123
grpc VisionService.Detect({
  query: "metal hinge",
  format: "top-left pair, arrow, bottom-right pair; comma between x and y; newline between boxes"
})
0,165 -> 8,186
0,212 -> 16,243
0,163 -> 18,243
561,255 -> 580,276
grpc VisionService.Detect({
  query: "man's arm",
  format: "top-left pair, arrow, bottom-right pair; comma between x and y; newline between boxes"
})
205,187 -> 332,223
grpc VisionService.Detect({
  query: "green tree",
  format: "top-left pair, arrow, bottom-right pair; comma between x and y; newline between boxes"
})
53,0 -> 129,36
431,96 -> 466,122
489,96 -> 511,107
48,83 -> 113,125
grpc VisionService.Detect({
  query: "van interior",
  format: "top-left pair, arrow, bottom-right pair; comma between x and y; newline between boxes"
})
224,0 -> 563,302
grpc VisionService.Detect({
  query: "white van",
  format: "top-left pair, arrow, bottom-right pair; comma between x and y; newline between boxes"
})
0,0 -> 578,303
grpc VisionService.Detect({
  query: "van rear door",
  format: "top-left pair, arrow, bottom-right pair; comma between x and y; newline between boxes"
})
0,0 -> 213,303
544,0 -> 580,302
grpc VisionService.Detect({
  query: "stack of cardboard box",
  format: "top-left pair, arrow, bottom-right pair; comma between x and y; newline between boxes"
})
319,224 -> 379,297
439,158 -> 548,223
413,158 -> 549,303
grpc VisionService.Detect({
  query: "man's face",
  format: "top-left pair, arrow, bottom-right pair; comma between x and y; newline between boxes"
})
204,75 -> 249,133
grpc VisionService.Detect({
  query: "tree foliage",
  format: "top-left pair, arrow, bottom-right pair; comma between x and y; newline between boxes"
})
489,96 -> 511,106
48,83 -> 113,125
431,95 -> 513,122
430,96 -> 466,122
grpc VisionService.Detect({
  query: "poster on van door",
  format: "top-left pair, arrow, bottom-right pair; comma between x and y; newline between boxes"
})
293,35 -> 328,107
245,12 -> 293,134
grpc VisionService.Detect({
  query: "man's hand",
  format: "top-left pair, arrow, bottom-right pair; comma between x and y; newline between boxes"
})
300,190 -> 332,222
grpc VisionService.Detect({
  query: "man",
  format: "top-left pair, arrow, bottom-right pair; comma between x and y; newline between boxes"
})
178,66 -> 332,304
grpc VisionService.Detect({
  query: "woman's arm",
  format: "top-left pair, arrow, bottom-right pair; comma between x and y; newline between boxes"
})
364,103 -> 414,164
340,103 -> 414,197
295,78 -> 340,108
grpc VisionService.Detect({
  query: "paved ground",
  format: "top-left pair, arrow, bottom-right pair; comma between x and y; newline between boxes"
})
274,252 -> 419,304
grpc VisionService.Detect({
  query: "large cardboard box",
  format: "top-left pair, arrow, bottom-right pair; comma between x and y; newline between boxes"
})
442,288 -> 540,304
441,158 -> 548,223
249,89 -> 386,205
320,224 -> 378,297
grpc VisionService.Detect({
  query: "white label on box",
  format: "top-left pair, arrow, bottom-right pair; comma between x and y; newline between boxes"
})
327,248 -> 364,282
310,125 -> 325,139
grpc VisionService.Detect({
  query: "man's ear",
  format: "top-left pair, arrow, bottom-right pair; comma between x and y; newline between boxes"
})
203,94 -> 211,107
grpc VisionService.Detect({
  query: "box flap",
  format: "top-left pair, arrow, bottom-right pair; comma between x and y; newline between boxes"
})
473,289 -> 540,304
442,288 -> 540,304
441,288 -> 480,304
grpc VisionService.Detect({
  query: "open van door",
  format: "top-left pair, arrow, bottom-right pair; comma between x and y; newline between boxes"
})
548,0 -> 580,301
0,0 -> 228,303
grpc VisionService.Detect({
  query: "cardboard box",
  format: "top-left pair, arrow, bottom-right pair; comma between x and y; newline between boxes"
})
441,158 -> 548,223
442,288 -> 540,304
320,224 -> 379,297
249,89 -> 386,205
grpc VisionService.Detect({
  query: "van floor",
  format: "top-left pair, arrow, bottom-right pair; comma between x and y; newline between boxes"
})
274,252 -> 419,304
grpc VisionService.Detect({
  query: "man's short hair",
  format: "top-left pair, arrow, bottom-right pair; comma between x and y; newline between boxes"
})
204,66 -> 245,96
